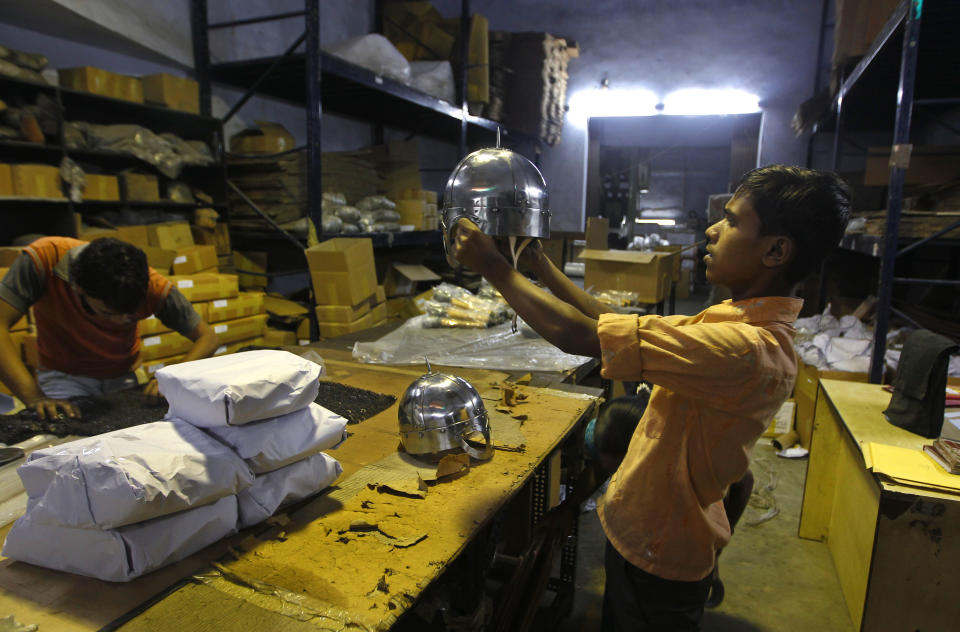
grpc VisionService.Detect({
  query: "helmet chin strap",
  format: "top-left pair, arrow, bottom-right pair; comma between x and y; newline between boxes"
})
459,425 -> 494,461
509,236 -> 533,333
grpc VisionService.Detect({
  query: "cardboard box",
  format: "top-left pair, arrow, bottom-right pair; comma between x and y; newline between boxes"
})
142,246 -> 177,274
677,269 -> 692,299
82,174 -> 120,201
794,360 -> 869,449
315,300 -> 370,324
113,75 -> 143,103
370,301 -> 387,324
230,121 -> 295,155
58,67 -> 114,98
173,245 -> 218,275
115,225 -> 150,249
206,291 -> 265,323
832,0 -> 902,67
119,173 -> 160,202
212,338 -> 259,357
9,312 -> 28,332
210,314 -> 268,344
385,297 -> 410,318
169,273 -> 239,302
0,247 -> 23,267
296,317 -> 312,342
139,330 -> 193,362
146,221 -> 194,250
263,328 -> 297,347
141,73 -> 199,114
397,199 -> 428,228
233,250 -> 268,289
864,146 -> 960,186
383,263 -> 440,297
12,164 -> 62,199
141,354 -> 186,376
318,313 -> 372,339
763,399 -> 796,439
579,249 -> 677,304
0,164 -> 12,195
311,268 -> 377,307
305,238 -> 375,273
585,217 -> 609,250
375,285 -> 386,304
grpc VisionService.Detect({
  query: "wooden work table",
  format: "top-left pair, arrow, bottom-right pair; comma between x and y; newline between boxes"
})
0,352 -> 598,631
799,379 -> 960,631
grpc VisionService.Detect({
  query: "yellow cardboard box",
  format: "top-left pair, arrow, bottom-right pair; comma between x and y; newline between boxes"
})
311,267 -> 377,307
113,75 -> 143,103
318,313 -> 372,338
233,250 -> 268,289
140,330 -> 193,362
230,121 -> 295,154
139,302 -> 209,337
141,354 -> 186,376
296,317 -> 311,342
0,164 -> 12,195
210,314 -> 268,345
263,328 -> 297,347
173,245 -> 218,275
142,246 -> 177,274
212,338 -> 259,356
119,173 -> 160,202
169,273 -> 239,302
763,399 -> 796,439
12,164 -> 62,199
579,249 -> 676,305
370,301 -> 387,324
146,221 -> 194,250
314,300 -> 370,324
305,238 -> 375,273
206,291 -> 265,323
82,174 -> 120,201
58,67 -> 114,98
114,225 -> 150,249
141,73 -> 200,114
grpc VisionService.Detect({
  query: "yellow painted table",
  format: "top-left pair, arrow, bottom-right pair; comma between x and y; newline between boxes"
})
0,356 -> 598,631
799,379 -> 960,632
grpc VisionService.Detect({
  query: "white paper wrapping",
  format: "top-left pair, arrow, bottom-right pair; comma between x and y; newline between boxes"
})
237,453 -> 342,528
202,403 -> 347,474
18,421 -> 253,529
2,496 -> 238,582
156,350 -> 322,427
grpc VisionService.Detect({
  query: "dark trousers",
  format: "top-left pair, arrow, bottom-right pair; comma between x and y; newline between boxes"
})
601,541 -> 712,632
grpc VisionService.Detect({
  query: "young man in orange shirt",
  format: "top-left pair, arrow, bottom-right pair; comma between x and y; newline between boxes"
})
451,165 -> 850,630
0,237 -> 219,420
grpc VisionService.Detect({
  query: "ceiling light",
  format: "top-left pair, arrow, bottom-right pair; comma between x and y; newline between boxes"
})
567,87 -> 660,126
662,89 -> 760,115
634,219 -> 676,226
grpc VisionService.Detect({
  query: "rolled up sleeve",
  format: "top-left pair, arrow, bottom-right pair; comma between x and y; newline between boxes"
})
598,313 -> 645,380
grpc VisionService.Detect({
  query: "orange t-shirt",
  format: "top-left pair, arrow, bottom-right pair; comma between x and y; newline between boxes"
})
22,237 -> 172,378
596,297 -> 803,581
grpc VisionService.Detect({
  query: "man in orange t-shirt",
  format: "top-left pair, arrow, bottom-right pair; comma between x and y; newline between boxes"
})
451,165 -> 850,630
0,237 -> 219,420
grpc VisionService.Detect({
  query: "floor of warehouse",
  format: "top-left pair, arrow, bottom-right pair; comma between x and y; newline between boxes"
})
555,289 -> 855,632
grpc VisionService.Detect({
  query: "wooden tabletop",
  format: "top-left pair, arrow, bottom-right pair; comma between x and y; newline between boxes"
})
0,353 -> 598,631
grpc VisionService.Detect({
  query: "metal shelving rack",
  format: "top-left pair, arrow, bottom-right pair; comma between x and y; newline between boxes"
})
190,0 -> 515,249
807,0 -> 960,383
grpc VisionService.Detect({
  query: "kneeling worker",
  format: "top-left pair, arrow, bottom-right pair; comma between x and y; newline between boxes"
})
0,236 -> 219,419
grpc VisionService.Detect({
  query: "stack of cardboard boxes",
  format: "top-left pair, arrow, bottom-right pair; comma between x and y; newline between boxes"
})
0,163 -> 64,199
395,189 -> 439,230
305,238 -> 387,341
58,68 -> 199,114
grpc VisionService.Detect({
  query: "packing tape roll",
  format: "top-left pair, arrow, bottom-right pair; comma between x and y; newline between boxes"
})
772,429 -> 800,452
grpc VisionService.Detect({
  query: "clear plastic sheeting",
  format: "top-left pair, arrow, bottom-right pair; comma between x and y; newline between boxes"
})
353,315 -> 592,373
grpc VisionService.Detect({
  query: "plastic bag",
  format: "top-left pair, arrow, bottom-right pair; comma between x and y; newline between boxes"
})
411,60 -> 455,102
321,215 -> 343,234
322,191 -> 347,205
335,205 -> 362,223
326,34 -> 411,83
356,195 -> 397,211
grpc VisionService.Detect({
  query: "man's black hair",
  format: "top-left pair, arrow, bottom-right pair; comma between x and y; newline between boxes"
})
70,237 -> 149,313
595,385 -> 652,463
735,165 -> 851,285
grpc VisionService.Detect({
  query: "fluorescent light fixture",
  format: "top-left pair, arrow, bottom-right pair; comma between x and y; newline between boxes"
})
634,218 -> 676,226
662,88 -> 760,115
567,87 -> 659,126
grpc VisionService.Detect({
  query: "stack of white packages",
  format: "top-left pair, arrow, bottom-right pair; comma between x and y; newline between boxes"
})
3,350 -> 348,581
156,350 -> 347,529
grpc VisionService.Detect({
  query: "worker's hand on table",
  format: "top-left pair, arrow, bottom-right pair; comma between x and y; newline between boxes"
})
450,218 -> 507,274
24,396 -> 80,420
142,377 -> 164,404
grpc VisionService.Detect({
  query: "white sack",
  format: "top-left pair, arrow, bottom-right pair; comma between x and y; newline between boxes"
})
411,60 -> 455,102
157,350 -> 321,427
326,34 -> 411,83
3,496 -> 237,582
237,452 -> 342,528
202,403 -> 347,474
18,421 -> 253,529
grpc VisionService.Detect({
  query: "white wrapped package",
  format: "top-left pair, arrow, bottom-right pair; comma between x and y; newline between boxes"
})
203,403 -> 347,474
156,350 -> 321,427
3,496 -> 237,582
238,453 -> 342,528
18,421 -> 253,529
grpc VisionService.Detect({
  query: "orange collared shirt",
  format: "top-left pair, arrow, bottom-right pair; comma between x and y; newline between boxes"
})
597,297 -> 803,581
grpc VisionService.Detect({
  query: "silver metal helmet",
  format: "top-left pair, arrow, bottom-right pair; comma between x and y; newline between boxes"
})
441,146 -> 550,266
398,368 -> 493,460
